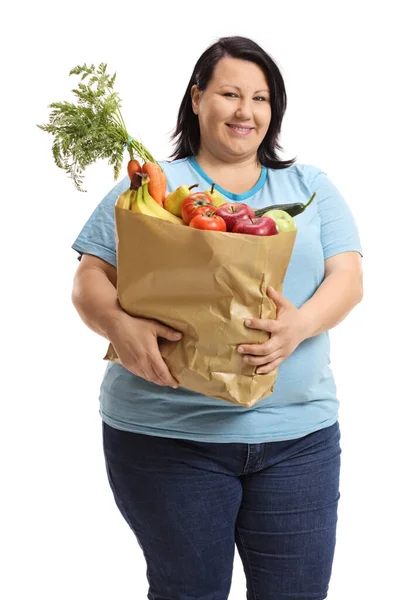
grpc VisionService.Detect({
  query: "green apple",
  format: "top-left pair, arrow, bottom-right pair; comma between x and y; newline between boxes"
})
262,209 -> 297,232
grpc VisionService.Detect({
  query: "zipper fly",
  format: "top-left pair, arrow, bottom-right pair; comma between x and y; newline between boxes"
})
242,443 -> 268,475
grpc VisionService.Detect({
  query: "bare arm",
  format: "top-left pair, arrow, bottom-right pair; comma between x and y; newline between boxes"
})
298,251 -> 363,338
71,254 -> 182,388
238,251 -> 363,374
71,254 -> 122,340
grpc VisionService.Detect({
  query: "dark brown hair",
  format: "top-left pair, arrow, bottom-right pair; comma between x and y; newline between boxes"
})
170,36 -> 296,169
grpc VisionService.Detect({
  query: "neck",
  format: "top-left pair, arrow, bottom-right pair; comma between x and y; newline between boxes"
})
196,145 -> 260,170
195,147 -> 262,195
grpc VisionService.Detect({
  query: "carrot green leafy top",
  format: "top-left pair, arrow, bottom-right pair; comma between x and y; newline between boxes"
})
37,63 -> 156,192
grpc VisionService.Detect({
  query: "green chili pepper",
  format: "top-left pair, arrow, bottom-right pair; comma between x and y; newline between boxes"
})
254,192 -> 316,218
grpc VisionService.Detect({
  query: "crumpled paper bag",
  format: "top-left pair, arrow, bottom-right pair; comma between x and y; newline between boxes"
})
104,208 -> 296,407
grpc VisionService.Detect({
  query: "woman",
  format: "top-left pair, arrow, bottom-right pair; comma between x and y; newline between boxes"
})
71,36 -> 363,600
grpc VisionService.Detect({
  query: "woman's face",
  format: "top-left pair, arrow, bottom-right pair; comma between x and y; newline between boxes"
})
191,57 -> 272,163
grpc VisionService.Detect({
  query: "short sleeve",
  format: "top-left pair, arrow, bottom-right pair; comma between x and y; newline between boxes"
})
71,175 -> 130,267
308,169 -> 363,260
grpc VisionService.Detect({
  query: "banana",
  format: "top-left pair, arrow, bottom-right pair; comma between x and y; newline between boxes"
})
130,183 -> 154,216
116,186 -> 132,210
142,182 -> 184,225
129,189 -> 137,211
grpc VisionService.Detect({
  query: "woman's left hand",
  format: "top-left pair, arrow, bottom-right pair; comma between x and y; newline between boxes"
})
238,286 -> 308,374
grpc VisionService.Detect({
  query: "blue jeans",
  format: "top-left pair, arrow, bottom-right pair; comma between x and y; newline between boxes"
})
102,420 -> 341,600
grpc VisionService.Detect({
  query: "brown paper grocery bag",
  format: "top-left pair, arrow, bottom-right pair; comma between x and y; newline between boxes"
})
104,208 -> 296,407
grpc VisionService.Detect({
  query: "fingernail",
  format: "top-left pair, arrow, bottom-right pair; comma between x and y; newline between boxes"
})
269,285 -> 275,291
173,332 -> 182,338
238,346 -> 244,353
245,320 -> 251,326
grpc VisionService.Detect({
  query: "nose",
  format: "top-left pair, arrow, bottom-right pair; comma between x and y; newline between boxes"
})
235,97 -> 252,120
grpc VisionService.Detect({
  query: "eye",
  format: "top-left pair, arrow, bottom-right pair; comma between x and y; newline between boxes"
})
254,96 -> 268,102
223,92 -> 238,98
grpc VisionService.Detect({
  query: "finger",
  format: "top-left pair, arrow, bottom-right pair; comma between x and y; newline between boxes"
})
135,367 -> 155,383
145,335 -> 180,387
153,322 -> 183,342
267,285 -> 292,311
244,318 -> 279,333
150,357 -> 179,389
133,355 -> 176,388
243,350 -> 282,366
238,340 -> 279,356
255,356 -> 284,375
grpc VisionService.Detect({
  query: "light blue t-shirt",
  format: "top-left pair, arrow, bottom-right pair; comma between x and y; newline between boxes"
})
72,156 -> 362,442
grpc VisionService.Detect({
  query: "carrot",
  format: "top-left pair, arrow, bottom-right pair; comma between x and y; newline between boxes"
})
142,162 -> 166,206
161,171 -> 167,200
127,159 -> 142,181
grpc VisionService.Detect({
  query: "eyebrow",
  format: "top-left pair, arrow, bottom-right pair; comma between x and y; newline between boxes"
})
221,85 -> 270,94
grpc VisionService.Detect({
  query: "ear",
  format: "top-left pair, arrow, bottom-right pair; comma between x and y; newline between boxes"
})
191,84 -> 201,115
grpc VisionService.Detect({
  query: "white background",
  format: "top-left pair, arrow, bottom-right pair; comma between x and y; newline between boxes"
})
2,1 -> 399,598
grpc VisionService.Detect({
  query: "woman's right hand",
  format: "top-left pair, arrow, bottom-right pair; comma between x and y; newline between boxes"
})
107,312 -> 182,388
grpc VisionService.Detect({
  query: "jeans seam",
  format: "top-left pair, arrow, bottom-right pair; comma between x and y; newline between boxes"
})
242,444 -> 251,475
257,442 -> 268,471
236,525 -> 259,600
103,449 -> 133,529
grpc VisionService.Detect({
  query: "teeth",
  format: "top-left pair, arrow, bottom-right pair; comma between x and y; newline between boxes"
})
229,125 -> 252,132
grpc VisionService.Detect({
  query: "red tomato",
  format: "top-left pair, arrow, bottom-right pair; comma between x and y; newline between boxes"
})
181,192 -> 215,224
191,205 -> 216,220
189,212 -> 227,232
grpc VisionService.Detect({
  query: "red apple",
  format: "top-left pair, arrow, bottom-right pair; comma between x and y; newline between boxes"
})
215,202 -> 255,232
232,215 -> 279,236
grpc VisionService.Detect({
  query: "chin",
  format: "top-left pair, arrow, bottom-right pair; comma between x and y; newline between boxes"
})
227,143 -> 257,157
213,134 -> 256,159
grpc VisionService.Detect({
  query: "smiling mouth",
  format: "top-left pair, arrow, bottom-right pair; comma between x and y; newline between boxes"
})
226,124 -> 254,135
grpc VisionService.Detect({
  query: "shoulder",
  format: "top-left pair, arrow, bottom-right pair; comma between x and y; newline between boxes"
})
157,157 -> 191,172
156,157 -> 198,192
268,162 -> 327,186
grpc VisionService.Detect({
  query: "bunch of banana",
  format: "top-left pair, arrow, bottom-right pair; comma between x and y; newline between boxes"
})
141,181 -> 184,224
130,177 -> 155,217
115,186 -> 132,210
127,174 -> 184,225
116,172 -> 184,225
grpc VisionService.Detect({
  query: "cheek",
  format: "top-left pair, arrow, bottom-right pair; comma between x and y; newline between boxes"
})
257,106 -> 271,126
199,103 -> 227,132
256,111 -> 271,137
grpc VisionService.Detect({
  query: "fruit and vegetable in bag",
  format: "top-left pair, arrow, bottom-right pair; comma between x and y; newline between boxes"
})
254,192 -> 316,218
181,192 -> 215,224
37,62 -> 162,192
127,159 -> 142,180
142,162 -> 167,206
204,183 -> 227,207
164,184 -> 199,216
263,209 -> 297,232
215,202 -> 255,232
189,211 -> 227,232
232,216 -> 278,236
128,172 -> 184,225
